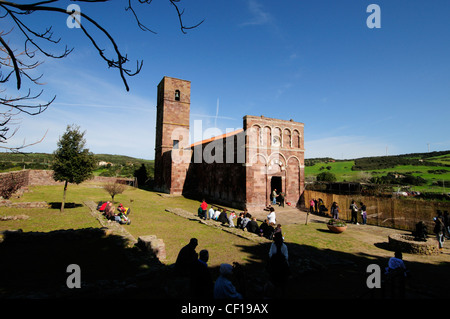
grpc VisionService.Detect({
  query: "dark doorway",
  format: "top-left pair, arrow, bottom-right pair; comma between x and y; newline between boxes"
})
270,176 -> 282,203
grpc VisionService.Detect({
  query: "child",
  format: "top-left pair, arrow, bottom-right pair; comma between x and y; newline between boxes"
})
360,202 -> 367,225
228,211 -> 236,228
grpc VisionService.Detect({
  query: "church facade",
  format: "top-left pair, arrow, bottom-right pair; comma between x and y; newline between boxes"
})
154,76 -> 305,212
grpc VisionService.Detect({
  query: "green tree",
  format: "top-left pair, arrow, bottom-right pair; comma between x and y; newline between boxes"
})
133,163 -> 148,187
52,125 -> 96,212
316,171 -> 337,182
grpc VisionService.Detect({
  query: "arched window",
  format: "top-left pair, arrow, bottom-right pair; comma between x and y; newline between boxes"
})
292,130 -> 300,148
283,128 -> 291,148
175,90 -> 181,101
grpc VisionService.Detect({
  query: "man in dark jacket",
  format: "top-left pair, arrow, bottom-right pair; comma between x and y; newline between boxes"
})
246,217 -> 260,234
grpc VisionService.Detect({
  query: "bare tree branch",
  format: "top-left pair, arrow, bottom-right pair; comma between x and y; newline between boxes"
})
0,0 -> 203,149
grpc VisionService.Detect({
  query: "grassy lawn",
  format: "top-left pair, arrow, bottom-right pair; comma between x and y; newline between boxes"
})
1,183 -> 449,299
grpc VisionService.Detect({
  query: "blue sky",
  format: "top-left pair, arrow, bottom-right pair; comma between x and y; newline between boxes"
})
3,0 -> 450,160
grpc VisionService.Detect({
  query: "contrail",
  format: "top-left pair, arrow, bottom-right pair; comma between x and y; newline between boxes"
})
214,98 -> 219,127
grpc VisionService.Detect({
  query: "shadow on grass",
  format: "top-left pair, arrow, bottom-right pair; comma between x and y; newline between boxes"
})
1,228 -> 449,300
48,202 -> 84,209
0,228 -> 170,299
229,240 -> 450,299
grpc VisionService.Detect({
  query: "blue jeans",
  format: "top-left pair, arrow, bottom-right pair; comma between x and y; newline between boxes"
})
437,232 -> 444,248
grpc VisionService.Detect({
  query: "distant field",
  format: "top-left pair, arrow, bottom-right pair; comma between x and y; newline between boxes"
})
1,150 -> 449,193
305,150 -> 450,193
0,152 -> 154,178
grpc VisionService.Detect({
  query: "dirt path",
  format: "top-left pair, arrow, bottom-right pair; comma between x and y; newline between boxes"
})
253,205 -> 450,263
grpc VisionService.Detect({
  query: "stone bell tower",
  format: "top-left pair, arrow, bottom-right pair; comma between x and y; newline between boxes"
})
154,76 -> 191,194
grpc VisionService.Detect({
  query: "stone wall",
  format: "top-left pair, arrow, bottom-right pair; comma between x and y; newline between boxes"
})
1,169 -> 133,187
0,200 -> 48,208
243,115 -> 305,211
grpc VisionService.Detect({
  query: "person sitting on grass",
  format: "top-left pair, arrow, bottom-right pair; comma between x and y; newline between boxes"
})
218,209 -> 229,226
117,203 -> 131,216
213,208 -> 221,221
240,213 -> 251,230
114,211 -> 131,225
103,202 -> 115,220
246,217 -> 260,234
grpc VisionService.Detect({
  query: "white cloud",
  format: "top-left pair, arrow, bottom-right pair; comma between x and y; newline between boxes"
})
240,0 -> 273,27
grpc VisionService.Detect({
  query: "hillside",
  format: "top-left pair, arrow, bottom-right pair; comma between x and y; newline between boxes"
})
0,152 -> 154,179
2,150 -> 449,193
305,150 -> 450,194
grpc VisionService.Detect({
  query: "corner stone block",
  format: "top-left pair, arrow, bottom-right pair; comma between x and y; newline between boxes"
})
137,235 -> 166,261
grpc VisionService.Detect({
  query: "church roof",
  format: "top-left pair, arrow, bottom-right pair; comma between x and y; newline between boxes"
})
189,128 -> 244,148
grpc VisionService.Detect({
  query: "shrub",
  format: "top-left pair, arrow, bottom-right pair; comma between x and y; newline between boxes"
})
316,171 -> 337,182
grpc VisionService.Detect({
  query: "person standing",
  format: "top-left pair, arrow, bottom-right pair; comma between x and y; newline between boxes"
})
309,199 -> 315,214
350,200 -> 359,224
272,189 -> 278,205
279,192 -> 285,207
201,199 -> 208,220
443,211 -> 450,239
434,210 -> 445,252
360,202 -> 367,225
330,202 -> 339,219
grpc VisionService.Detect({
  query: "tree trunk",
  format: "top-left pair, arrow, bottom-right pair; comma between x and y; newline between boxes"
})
61,180 -> 68,213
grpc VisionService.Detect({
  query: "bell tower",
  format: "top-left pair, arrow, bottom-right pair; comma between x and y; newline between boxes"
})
154,76 -> 191,194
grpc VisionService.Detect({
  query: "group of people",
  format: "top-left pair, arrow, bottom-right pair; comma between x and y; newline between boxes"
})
197,200 -> 280,240
174,237 -> 242,299
97,201 -> 131,225
174,231 -> 290,299
310,198 -> 367,225
271,188 -> 287,207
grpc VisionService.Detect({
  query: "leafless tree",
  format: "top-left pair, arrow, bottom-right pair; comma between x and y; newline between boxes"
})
103,179 -> 127,203
0,0 -> 203,149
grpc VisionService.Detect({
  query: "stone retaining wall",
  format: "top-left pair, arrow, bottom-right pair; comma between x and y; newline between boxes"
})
1,169 -> 134,188
165,207 -> 270,244
0,200 -> 48,208
388,233 -> 439,255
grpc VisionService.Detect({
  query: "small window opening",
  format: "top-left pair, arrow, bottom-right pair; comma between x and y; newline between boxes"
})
175,90 -> 181,101
173,140 -> 179,149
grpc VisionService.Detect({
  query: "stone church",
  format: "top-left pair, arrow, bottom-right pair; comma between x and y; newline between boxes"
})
154,76 -> 305,212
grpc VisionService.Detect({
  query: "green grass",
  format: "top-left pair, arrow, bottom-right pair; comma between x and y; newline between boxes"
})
1,183 -> 377,268
305,160 -> 450,193
2,183 -> 450,299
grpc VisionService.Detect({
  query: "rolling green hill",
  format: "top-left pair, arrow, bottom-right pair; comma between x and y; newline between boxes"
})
1,150 -> 449,193
0,152 -> 154,179
305,150 -> 450,193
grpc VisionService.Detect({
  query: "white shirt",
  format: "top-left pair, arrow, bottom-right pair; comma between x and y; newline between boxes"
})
267,211 -> 276,224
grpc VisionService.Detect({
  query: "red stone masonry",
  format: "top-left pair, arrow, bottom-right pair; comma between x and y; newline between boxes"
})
153,77 -> 305,212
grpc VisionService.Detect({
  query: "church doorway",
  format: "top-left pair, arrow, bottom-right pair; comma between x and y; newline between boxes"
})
270,176 -> 282,203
